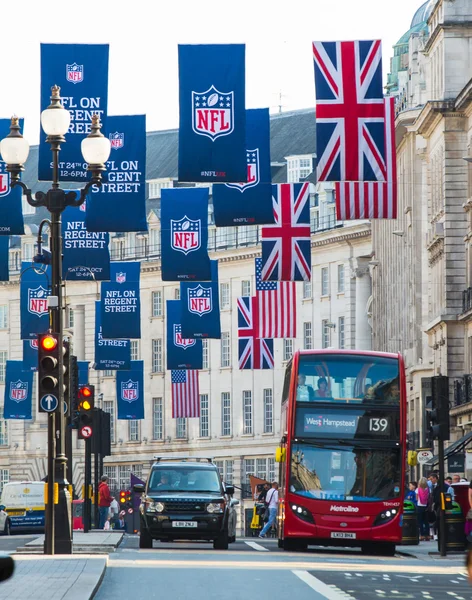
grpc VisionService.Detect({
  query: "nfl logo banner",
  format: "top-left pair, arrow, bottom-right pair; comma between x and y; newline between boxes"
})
86,115 -> 147,232
0,119 -> 25,236
166,300 -> 203,370
178,44 -> 246,183
0,238 -> 9,281
78,361 -> 90,385
180,260 -> 221,339
161,188 -> 211,281
39,44 -> 109,182
4,361 -> 33,419
20,261 -> 52,340
100,262 -> 141,339
22,338 -> 38,371
116,361 -> 144,420
94,302 -> 131,371
213,108 -> 274,226
62,202 -> 110,280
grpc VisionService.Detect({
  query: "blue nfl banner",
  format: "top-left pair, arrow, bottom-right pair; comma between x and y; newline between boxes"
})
161,188 -> 211,281
116,361 -> 144,420
78,361 -> 89,385
22,339 -> 38,371
178,44 -> 246,183
4,361 -> 33,419
20,262 -> 52,340
0,238 -> 9,281
86,115 -> 147,232
101,262 -> 141,339
39,44 -> 109,182
213,108 -> 274,226
180,260 -> 221,339
0,119 -> 24,235
62,202 -> 110,280
94,301 -> 131,370
166,300 -> 203,370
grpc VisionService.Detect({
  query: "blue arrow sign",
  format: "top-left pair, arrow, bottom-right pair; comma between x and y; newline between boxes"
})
40,394 -> 58,413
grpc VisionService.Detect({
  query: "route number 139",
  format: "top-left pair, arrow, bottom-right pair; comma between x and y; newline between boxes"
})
369,418 -> 388,432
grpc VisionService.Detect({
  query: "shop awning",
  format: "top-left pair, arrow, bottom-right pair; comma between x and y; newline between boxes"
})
425,430 -> 472,466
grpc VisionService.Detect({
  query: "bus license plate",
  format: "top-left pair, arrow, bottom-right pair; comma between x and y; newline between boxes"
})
331,532 -> 356,539
172,521 -> 197,528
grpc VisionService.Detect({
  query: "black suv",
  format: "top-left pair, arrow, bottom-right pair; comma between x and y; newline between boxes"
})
134,458 -> 239,550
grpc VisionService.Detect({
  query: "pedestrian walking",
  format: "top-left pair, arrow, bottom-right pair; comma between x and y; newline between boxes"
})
259,482 -> 279,539
406,481 -> 417,504
416,477 -> 430,541
98,475 -> 114,530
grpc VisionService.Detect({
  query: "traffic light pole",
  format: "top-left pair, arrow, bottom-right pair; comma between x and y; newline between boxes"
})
438,439 -> 447,557
84,438 -> 92,533
94,441 -> 99,530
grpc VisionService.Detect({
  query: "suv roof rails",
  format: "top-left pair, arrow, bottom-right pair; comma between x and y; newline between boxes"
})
153,456 -> 214,463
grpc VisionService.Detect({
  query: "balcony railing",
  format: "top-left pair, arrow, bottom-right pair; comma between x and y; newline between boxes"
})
463,288 -> 472,313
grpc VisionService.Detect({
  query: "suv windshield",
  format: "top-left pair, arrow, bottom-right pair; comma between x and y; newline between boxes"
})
148,467 -> 221,494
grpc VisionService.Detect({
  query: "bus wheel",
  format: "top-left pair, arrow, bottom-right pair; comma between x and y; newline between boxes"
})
378,543 -> 396,557
283,539 -> 307,551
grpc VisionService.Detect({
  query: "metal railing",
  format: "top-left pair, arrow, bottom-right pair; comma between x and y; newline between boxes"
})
462,288 -> 472,313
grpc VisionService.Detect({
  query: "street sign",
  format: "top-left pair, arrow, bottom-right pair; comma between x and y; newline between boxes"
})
80,425 -> 92,439
127,508 -> 133,514
416,449 -> 433,464
40,394 -> 58,413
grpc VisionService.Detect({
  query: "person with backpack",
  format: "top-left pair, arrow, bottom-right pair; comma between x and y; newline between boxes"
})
416,477 -> 430,541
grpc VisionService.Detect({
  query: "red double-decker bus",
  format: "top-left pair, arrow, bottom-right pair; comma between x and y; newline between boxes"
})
277,349 -> 406,555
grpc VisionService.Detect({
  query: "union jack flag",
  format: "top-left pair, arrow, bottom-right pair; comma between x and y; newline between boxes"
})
237,297 -> 274,370
171,370 -> 200,418
313,40 -> 386,182
334,97 -> 397,219
261,183 -> 311,282
255,258 -> 296,339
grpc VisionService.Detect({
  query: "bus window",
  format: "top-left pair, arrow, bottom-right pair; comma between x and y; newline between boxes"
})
282,359 -> 293,404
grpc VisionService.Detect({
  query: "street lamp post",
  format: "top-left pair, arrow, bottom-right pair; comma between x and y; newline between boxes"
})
0,85 -> 111,554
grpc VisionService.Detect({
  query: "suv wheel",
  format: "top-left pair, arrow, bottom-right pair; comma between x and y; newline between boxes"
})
139,527 -> 153,549
213,527 -> 229,550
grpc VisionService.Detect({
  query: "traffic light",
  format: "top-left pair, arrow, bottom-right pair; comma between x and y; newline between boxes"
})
430,375 -> 450,441
64,348 -> 79,424
38,332 -> 64,412
119,490 -> 127,505
77,384 -> 95,440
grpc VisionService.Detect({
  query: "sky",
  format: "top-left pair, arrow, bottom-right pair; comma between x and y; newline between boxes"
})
0,0 -> 423,144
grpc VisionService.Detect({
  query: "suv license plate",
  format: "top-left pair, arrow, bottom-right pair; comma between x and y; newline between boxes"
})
172,521 -> 197,528
331,532 -> 356,539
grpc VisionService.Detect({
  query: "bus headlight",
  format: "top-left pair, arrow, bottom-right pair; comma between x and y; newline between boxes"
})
373,508 -> 398,526
290,503 -> 314,523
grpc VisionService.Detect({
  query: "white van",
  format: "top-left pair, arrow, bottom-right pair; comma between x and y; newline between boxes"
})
0,481 -> 46,533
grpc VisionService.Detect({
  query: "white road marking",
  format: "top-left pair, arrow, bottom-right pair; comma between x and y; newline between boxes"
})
244,541 -> 269,552
293,570 -> 354,600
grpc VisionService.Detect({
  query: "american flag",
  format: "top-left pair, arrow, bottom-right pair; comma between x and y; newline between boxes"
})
237,296 -> 274,370
261,183 -> 311,282
255,258 -> 296,339
313,40 -> 386,182
171,370 -> 200,418
334,97 -> 397,219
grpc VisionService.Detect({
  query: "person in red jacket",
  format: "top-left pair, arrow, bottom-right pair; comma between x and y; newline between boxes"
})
98,475 -> 114,529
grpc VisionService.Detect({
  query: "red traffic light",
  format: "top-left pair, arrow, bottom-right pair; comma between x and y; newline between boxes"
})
119,490 -> 127,503
40,334 -> 58,352
80,386 -> 92,398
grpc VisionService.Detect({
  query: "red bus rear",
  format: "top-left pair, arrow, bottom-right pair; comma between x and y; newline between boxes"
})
277,349 -> 406,555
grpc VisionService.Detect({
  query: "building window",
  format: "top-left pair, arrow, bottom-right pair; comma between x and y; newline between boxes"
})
338,264 -> 345,293
241,280 -> 251,297
263,389 -> 273,433
283,339 -> 293,361
214,460 -> 224,480
66,307 -> 74,329
322,320 -> 330,349
303,322 -> 312,350
0,306 -> 8,329
268,458 -> 276,482
222,392 -> 231,436
151,339 -> 163,373
338,317 -> 345,349
149,228 -> 160,256
128,420 -> 140,442
130,340 -> 140,361
0,410 -> 7,446
243,391 -> 252,435
174,288 -> 180,301
0,469 -> 9,494
132,464 -> 143,480
119,465 -> 130,490
176,418 -> 187,439
152,397 -> 163,440
221,332 -> 230,367
152,291 -> 162,317
103,466 -> 117,492
103,400 -> 115,443
321,267 -> 329,296
22,195 -> 35,215
220,282 -> 230,309
225,460 -> 234,484
23,242 -> 34,261
103,370 -> 115,378
244,459 -> 255,484
256,458 -> 267,480
303,280 -> 312,299
202,339 -> 209,370
200,394 -> 209,438
0,351 -> 7,383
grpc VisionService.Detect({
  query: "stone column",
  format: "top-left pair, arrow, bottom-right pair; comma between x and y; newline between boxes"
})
354,260 -> 372,350
74,305 -> 85,360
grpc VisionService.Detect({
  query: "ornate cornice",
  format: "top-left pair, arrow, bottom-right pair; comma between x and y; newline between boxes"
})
427,236 -> 444,266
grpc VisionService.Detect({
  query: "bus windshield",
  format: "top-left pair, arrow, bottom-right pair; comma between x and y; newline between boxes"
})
290,442 -> 402,502
296,354 -> 400,405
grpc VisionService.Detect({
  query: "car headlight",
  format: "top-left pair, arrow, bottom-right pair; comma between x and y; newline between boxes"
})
207,502 -> 225,514
146,501 -> 165,513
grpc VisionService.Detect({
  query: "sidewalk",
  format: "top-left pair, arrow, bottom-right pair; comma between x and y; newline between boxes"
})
398,539 -> 466,560
0,555 -> 107,600
16,531 -> 124,554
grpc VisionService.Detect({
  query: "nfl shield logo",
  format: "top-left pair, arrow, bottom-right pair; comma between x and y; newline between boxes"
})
109,132 -> 124,150
116,272 -> 126,283
0,173 -> 10,198
188,285 -> 212,317
174,324 -> 196,349
192,86 -> 234,141
226,148 -> 260,193
66,63 -> 84,84
10,380 -> 27,403
79,201 -> 86,212
28,286 -> 48,316
171,217 -> 201,255
121,380 -> 138,403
